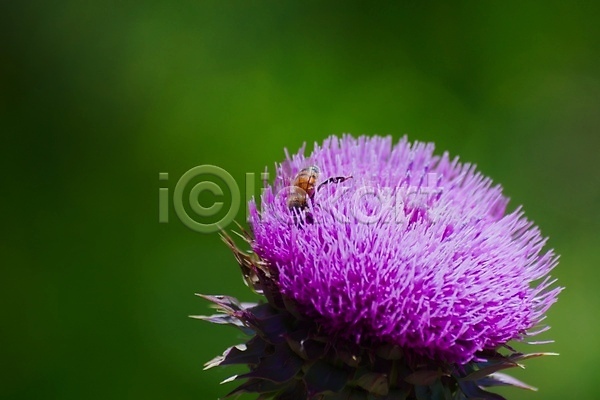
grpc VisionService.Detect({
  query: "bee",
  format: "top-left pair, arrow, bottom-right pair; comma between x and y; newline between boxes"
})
287,165 -> 352,223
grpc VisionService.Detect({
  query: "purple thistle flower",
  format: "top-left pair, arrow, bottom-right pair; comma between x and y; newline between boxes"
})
197,134 -> 563,399
248,134 -> 561,366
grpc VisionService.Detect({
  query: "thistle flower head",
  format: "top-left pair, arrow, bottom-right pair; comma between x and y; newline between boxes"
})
249,135 -> 560,365
198,134 -> 562,399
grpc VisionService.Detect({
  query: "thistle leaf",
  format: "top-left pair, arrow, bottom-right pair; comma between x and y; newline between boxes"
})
249,312 -> 291,345
462,352 -> 558,382
375,344 -> 404,360
190,313 -> 243,326
285,335 -> 328,362
428,380 -> 453,400
458,380 -> 507,400
509,352 -> 559,362
326,388 -> 369,400
274,381 -> 308,400
224,378 -> 286,398
238,343 -> 303,383
218,337 -> 269,367
303,360 -> 350,394
355,371 -> 389,395
195,294 -> 244,313
337,349 -> 361,368
405,369 -> 446,386
477,372 -> 537,391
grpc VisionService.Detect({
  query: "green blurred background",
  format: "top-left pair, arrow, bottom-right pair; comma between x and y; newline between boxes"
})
3,1 -> 599,399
